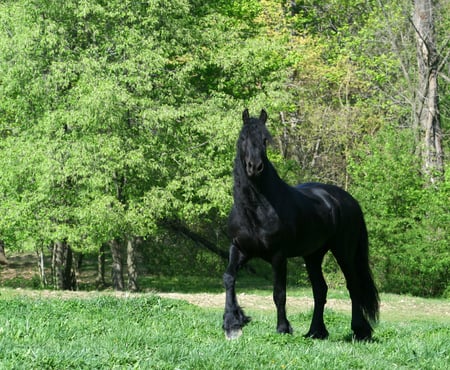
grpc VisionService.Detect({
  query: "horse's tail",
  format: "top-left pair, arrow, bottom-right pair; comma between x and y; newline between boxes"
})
356,221 -> 380,325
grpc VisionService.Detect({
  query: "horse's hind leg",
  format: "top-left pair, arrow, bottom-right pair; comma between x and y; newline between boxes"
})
304,247 -> 329,339
332,250 -> 373,340
223,244 -> 251,339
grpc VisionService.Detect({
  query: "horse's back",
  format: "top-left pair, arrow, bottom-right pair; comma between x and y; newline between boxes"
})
296,182 -> 360,206
294,182 -> 364,226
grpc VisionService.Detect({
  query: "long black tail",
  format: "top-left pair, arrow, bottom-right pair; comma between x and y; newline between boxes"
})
356,221 -> 380,324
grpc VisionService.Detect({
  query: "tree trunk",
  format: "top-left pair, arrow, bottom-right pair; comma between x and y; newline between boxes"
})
52,241 -> 76,290
127,237 -> 140,292
96,243 -> 106,288
413,0 -> 444,184
53,241 -> 64,289
37,249 -> 47,287
110,239 -> 124,291
64,245 -> 76,290
0,240 -> 8,265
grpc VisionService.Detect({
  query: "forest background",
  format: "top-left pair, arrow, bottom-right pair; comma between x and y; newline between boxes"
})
0,0 -> 448,298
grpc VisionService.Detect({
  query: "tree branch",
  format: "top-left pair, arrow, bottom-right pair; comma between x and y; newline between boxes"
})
159,219 -> 227,258
160,219 -> 257,274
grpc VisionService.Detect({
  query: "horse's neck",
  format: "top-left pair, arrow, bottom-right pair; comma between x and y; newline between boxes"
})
233,161 -> 285,209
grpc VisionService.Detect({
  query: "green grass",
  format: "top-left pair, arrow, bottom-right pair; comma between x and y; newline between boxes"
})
0,289 -> 448,369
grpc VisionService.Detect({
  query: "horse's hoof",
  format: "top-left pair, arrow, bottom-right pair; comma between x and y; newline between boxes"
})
277,324 -> 293,334
353,333 -> 372,342
225,328 -> 243,340
304,330 -> 329,340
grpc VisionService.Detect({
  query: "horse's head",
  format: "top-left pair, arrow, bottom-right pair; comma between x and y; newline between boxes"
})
238,109 -> 272,178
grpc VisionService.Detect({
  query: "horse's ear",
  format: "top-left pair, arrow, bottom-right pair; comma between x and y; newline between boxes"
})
259,109 -> 268,125
242,108 -> 250,125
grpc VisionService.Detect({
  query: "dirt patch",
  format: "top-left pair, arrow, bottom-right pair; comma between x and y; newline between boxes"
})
159,292 -> 345,312
158,292 -> 450,322
0,253 -> 37,281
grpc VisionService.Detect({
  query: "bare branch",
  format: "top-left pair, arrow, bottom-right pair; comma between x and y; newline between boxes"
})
438,72 -> 450,83
376,0 -> 414,89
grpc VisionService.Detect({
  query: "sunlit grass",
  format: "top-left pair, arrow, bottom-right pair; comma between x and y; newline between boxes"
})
0,290 -> 448,369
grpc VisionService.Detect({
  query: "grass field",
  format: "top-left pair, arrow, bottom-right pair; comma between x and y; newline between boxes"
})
0,287 -> 448,369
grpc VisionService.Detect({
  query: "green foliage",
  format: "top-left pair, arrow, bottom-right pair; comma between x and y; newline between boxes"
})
0,0 -> 285,252
0,0 -> 448,297
0,292 -> 448,368
349,125 -> 450,296
290,0 -> 376,37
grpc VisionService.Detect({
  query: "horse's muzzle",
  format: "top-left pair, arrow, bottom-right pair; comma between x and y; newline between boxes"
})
246,160 -> 264,177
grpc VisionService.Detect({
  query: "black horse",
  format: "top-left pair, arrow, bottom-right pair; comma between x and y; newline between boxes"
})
223,109 -> 379,341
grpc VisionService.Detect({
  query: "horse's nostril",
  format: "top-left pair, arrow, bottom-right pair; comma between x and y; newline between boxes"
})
256,162 -> 264,173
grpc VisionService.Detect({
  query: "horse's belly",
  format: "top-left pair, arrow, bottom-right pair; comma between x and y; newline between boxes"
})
277,219 -> 334,257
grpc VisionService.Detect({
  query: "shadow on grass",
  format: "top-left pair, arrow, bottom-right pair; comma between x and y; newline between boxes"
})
139,271 -> 273,294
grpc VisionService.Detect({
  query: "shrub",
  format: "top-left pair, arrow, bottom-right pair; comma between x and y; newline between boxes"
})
349,125 -> 449,297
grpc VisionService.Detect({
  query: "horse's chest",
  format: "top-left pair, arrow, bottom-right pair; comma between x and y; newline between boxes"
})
231,204 -> 284,254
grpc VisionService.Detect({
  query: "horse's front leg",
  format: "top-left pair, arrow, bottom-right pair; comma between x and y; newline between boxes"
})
223,244 -> 251,339
272,254 -> 293,334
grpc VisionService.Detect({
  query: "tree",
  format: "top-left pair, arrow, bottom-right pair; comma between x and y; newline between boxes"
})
0,0 -> 191,288
0,0 -> 287,289
412,0 -> 445,184
351,0 -> 448,184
